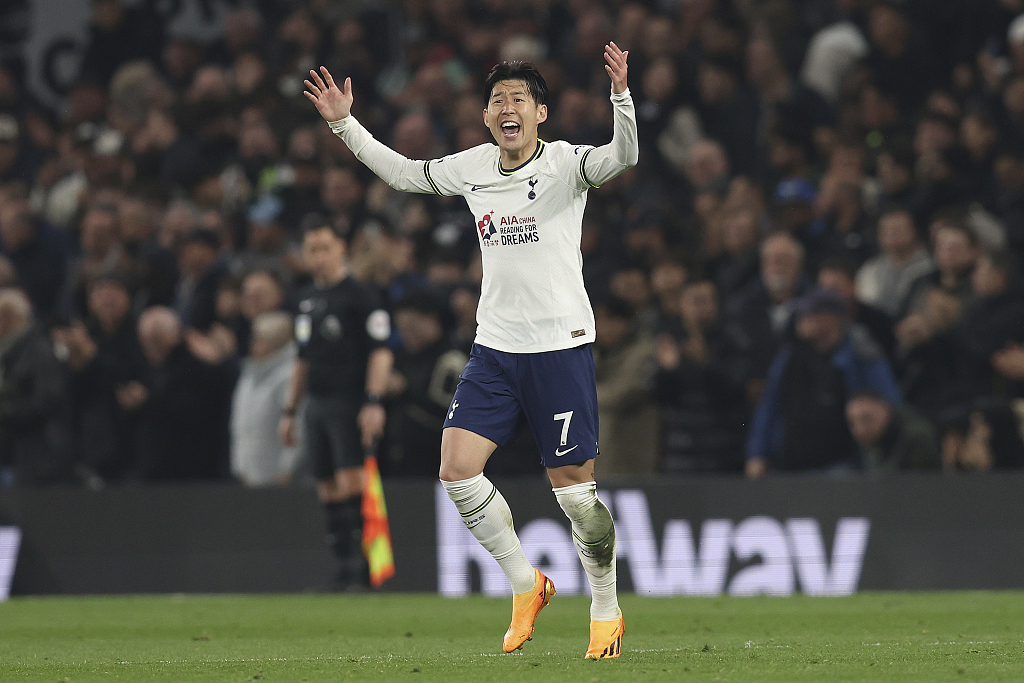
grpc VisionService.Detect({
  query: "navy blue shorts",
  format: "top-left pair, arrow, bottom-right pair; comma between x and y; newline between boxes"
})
443,343 -> 599,467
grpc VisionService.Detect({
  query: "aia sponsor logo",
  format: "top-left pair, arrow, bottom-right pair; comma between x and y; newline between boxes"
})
477,211 -> 498,244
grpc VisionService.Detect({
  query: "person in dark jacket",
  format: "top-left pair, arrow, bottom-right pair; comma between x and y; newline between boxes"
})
846,390 -> 940,471
723,232 -> 812,406
384,290 -> 467,477
817,256 -> 896,361
952,249 -> 1024,403
173,228 -> 230,332
652,279 -> 747,473
0,197 -> 69,325
132,306 -> 237,481
54,273 -> 146,483
0,288 -> 71,486
746,287 -> 902,478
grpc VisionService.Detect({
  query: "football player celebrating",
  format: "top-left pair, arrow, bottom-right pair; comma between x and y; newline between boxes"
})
305,41 -> 636,658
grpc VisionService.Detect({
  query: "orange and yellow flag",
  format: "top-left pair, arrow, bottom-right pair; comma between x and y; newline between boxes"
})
361,455 -> 395,587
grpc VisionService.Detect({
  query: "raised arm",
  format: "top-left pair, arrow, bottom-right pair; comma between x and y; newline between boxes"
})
304,66 -> 458,195
581,43 -> 638,188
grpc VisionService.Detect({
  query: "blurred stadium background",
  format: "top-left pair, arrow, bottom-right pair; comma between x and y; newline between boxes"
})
1,0 -> 1024,604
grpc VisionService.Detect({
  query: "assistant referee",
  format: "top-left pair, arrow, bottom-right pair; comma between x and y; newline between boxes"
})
279,220 -> 393,591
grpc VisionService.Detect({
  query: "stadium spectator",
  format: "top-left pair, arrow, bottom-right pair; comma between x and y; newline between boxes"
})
652,279 -> 746,474
747,31 -> 835,180
384,290 -> 467,477
812,139 -> 875,267
899,215 -> 979,322
11,0 -> 1024,486
56,273 -> 145,484
0,288 -> 71,487
0,113 -> 38,187
224,269 -> 288,357
592,296 -> 658,476
746,287 -> 901,478
817,257 -> 896,360
855,207 -> 933,320
864,1 -> 939,114
939,403 -> 1024,471
231,311 -> 301,487
77,0 -> 164,88
708,204 -> 762,303
117,193 -> 178,310
133,306 -> 236,481
59,203 -> 133,322
0,195 -> 69,324
846,390 -> 940,471
983,255 -> 1024,393
233,196 -> 294,284
895,219 -> 983,410
173,228 -> 229,332
723,231 -> 811,405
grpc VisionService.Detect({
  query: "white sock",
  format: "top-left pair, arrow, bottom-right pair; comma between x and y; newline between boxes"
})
554,481 -> 619,621
442,474 -> 537,595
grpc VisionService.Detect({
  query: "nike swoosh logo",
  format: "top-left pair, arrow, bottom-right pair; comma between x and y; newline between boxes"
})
471,185 -> 484,191
554,445 -> 579,457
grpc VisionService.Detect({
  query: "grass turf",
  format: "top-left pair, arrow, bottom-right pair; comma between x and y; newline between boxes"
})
1,592 -> 1022,682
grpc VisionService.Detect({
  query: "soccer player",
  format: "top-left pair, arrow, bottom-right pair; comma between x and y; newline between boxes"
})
305,42 -> 636,658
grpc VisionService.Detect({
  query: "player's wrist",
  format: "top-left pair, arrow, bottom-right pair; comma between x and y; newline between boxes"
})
364,393 -> 383,406
328,117 -> 352,134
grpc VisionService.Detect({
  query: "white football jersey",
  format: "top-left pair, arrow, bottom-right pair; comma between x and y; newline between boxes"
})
330,90 -> 638,353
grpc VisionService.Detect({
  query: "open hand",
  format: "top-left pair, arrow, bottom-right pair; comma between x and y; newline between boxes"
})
604,42 -> 629,94
304,66 -> 353,122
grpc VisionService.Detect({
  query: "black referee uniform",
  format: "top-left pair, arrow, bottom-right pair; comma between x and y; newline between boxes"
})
294,275 -> 391,587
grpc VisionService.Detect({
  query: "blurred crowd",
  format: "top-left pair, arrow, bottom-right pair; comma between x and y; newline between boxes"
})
1,0 -> 1024,487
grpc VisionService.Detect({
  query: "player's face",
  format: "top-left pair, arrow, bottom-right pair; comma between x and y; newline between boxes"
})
484,79 -> 547,160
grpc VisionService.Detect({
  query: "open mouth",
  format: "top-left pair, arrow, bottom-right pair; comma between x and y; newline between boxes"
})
501,121 -> 521,139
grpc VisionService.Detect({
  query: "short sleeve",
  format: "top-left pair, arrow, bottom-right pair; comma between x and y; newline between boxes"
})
359,286 -> 391,350
294,311 -> 312,358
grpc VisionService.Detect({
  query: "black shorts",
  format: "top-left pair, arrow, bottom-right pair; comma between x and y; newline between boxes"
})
304,394 -> 363,478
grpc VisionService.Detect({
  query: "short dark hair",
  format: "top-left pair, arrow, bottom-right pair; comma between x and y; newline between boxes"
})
818,255 -> 859,280
931,211 -> 978,247
183,227 -> 220,250
848,388 -> 891,405
394,288 -> 442,318
484,61 -> 548,106
301,216 -> 346,241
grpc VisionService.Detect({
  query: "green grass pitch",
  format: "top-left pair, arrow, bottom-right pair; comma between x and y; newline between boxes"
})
2,591 -> 1022,682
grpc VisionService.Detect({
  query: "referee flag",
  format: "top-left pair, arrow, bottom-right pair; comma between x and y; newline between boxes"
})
361,454 -> 395,587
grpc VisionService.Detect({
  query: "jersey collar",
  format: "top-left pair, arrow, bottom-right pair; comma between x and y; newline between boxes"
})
498,140 -> 545,176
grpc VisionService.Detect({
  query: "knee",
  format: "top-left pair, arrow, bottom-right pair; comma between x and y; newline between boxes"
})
439,427 -> 493,481
438,460 -> 461,482
438,457 -> 482,482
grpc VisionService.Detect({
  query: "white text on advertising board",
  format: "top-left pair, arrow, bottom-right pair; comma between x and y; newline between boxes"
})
436,486 -> 870,597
